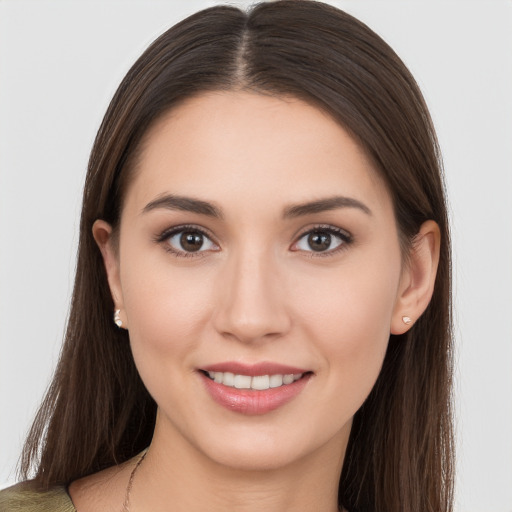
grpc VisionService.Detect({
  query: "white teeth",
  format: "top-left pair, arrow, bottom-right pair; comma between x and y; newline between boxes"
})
283,374 -> 294,385
234,374 -> 252,389
223,372 -> 235,387
251,375 -> 270,390
269,374 -> 283,388
205,371 -> 304,390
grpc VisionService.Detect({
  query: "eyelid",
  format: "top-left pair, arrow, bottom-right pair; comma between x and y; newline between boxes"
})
290,224 -> 353,257
155,224 -> 219,258
155,223 -> 353,259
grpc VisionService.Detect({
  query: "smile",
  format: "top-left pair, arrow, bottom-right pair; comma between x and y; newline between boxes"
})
205,371 -> 304,390
199,364 -> 312,415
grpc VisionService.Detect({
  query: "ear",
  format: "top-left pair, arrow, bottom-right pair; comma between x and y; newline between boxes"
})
92,219 -> 127,329
390,220 -> 441,334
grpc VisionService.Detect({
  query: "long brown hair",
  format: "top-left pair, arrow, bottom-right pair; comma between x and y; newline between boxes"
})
21,2 -> 454,511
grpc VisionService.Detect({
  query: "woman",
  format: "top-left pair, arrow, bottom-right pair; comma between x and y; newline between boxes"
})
0,1 -> 453,511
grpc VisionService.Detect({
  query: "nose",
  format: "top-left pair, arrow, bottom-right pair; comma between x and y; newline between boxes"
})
212,247 -> 292,344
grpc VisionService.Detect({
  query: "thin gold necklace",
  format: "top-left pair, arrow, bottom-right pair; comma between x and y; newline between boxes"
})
121,450 -> 147,512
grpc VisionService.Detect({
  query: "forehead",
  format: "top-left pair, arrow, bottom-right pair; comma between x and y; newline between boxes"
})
124,91 -> 393,219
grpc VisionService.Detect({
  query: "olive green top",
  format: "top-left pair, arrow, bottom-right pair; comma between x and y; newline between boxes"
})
0,481 -> 76,512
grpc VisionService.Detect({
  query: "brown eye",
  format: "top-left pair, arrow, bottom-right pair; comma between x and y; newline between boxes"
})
180,231 -> 204,252
293,226 -> 351,255
163,227 -> 218,256
307,232 -> 332,252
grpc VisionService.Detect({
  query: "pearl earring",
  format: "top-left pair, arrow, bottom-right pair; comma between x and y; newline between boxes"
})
114,309 -> 123,328
402,316 -> 412,325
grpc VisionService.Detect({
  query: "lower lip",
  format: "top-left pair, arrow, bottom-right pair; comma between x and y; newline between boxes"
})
200,372 -> 311,415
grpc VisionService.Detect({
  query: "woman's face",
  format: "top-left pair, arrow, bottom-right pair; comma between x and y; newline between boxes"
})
99,91 -> 408,471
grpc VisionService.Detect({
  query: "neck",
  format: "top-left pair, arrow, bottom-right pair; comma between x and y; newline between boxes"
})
131,413 -> 348,512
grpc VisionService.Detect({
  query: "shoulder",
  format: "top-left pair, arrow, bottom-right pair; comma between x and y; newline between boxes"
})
0,481 -> 76,512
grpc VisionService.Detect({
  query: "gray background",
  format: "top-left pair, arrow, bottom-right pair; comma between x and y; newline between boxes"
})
1,1 -> 511,511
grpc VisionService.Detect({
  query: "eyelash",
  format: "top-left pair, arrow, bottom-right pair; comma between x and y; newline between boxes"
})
155,224 -> 353,259
155,224 -> 215,259
293,225 -> 353,258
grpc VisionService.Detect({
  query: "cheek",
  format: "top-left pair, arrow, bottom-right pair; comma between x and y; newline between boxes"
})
295,251 -> 401,396
299,252 -> 399,332
119,256 -> 220,417
119,250 -> 215,363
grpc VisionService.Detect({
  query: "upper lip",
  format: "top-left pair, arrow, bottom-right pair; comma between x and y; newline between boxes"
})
200,361 -> 310,377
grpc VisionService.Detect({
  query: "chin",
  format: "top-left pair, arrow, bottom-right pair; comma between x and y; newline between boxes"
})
203,441 -> 310,472
182,417 -> 351,474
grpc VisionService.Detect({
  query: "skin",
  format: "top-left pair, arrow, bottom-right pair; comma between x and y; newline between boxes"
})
71,91 -> 440,512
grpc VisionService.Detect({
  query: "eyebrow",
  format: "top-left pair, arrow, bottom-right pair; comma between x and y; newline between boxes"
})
282,196 -> 372,218
142,194 -> 224,218
142,194 -> 372,219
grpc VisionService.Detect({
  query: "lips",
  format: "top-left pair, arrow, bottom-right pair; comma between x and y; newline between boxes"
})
199,362 -> 312,415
